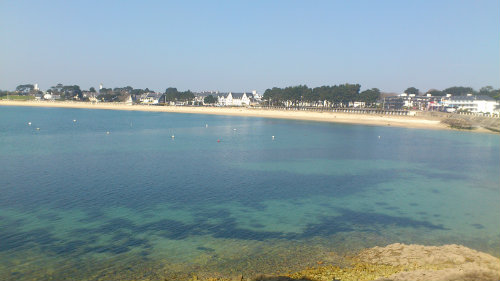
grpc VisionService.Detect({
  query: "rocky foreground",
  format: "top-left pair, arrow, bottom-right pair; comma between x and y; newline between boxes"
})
273,243 -> 500,281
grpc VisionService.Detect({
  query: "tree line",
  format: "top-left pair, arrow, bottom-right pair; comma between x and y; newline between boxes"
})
162,87 -> 195,103
263,84 -> 380,107
424,86 -> 500,100
2,83 -> 499,103
262,84 -> 500,107
98,86 -> 155,102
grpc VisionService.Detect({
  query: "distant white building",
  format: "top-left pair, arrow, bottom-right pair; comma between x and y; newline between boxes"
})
252,90 -> 261,101
352,101 -> 366,108
139,92 -> 162,104
399,93 -> 416,108
217,92 -> 253,106
125,95 -> 133,105
43,93 -> 61,100
82,91 -> 98,102
442,95 -> 499,113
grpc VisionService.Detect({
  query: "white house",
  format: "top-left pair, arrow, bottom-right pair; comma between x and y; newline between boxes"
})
43,93 -> 61,100
217,92 -> 254,106
442,95 -> 499,113
139,92 -> 162,104
82,91 -> 98,102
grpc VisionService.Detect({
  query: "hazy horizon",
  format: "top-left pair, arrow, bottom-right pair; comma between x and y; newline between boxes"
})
1,0 -> 499,94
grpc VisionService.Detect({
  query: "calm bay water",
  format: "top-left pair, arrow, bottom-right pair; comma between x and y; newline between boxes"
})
1,106 -> 499,280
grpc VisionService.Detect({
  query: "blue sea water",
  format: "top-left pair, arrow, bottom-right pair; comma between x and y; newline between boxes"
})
0,106 -> 499,280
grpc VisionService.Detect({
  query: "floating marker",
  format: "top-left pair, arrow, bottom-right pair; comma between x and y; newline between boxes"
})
171,135 -> 175,139
28,122 -> 31,126
233,128 -> 237,131
217,139 -> 220,143
205,124 -> 208,128
36,128 -> 40,130
73,119 -> 77,122
106,131 -> 110,134
378,136 -> 381,139
272,136 -> 275,140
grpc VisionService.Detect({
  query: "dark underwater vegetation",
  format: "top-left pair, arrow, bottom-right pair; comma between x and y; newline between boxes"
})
1,106 -> 499,280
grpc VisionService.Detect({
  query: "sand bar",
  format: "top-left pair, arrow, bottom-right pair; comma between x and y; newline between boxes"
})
0,100 -> 464,131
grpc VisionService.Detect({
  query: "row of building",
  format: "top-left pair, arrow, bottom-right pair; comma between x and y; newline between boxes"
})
382,93 -> 499,114
18,84 -> 500,114
134,91 -> 261,106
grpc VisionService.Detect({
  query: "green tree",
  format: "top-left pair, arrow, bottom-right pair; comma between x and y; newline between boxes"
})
337,83 -> 361,106
263,87 -> 284,106
404,87 -> 419,96
61,85 -> 82,100
479,86 -> 500,100
99,88 -> 112,94
204,95 -> 217,104
165,87 -> 178,95
359,88 -> 381,106
443,86 -> 475,96
179,90 -> 195,102
97,92 -> 120,102
131,88 -> 145,95
282,85 -> 309,106
426,89 -> 444,96
164,87 -> 179,102
89,87 -> 96,93
16,84 -> 34,93
313,86 -> 332,106
303,87 -> 319,104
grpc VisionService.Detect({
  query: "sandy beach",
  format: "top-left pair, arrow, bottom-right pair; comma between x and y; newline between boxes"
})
0,99 -> 471,131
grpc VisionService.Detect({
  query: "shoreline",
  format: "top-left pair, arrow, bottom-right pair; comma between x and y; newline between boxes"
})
0,100 -> 494,133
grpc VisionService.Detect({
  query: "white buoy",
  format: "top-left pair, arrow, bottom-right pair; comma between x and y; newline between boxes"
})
272,136 -> 275,140
106,131 -> 110,134
36,128 -> 40,130
205,124 -> 208,128
378,136 -> 381,139
28,122 -> 31,126
73,119 -> 77,122
233,128 -> 237,131
171,135 -> 175,139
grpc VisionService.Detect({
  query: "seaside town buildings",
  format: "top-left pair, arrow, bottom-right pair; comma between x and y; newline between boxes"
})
5,83 -> 499,114
381,93 -> 499,114
441,95 -> 498,113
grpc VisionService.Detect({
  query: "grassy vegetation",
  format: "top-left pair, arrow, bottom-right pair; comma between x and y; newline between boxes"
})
0,95 -> 35,100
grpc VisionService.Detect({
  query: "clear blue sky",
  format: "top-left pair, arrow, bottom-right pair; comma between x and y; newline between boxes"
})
1,0 -> 498,93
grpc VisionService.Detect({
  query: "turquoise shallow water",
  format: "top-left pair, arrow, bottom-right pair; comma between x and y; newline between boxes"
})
0,106 -> 499,280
